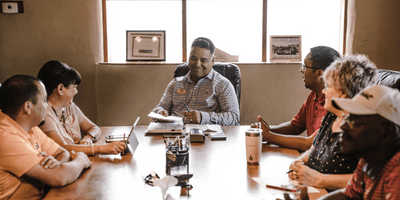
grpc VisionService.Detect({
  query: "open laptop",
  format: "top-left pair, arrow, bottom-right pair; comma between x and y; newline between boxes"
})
125,117 -> 140,155
106,117 -> 140,155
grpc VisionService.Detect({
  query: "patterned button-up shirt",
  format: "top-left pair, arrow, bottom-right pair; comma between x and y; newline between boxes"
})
153,69 -> 240,126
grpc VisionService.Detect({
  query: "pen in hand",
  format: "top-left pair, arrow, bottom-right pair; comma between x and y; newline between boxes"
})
286,162 -> 306,174
185,104 -> 191,112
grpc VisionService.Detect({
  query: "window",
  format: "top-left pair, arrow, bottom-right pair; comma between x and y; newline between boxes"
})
105,0 -> 342,63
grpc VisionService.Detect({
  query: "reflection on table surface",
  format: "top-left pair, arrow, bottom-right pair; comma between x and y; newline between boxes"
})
44,125 -> 327,200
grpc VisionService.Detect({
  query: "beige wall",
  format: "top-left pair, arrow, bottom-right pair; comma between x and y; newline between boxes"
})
352,0 -> 400,71
0,0 -> 399,126
0,0 -> 102,121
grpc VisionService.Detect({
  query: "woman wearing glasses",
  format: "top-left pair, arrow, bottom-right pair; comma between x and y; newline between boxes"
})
37,60 -> 126,156
286,55 -> 378,191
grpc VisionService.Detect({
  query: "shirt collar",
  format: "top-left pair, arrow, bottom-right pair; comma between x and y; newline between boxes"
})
185,69 -> 215,83
0,111 -> 31,140
312,91 -> 326,105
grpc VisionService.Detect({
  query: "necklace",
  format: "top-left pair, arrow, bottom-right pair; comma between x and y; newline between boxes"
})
48,102 -> 63,122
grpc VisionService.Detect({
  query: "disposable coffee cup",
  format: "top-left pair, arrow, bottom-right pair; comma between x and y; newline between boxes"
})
245,128 -> 263,165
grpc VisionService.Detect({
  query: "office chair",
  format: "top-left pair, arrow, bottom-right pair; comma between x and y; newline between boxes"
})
173,62 -> 241,106
377,69 -> 400,90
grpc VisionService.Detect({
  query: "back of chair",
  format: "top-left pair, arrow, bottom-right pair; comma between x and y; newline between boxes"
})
173,63 -> 241,106
377,69 -> 400,90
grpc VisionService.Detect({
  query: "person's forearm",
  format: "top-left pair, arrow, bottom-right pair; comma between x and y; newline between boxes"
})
316,173 -> 354,191
44,157 -> 88,186
265,133 -> 314,151
201,110 -> 240,126
54,150 -> 70,163
63,144 -> 99,156
86,125 -> 101,138
298,149 -> 311,164
270,121 -> 304,136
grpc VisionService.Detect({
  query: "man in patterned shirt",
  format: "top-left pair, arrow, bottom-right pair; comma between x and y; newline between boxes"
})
318,85 -> 400,199
153,37 -> 240,126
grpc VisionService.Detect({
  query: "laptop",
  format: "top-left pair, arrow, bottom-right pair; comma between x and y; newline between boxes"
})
106,117 -> 140,155
125,117 -> 140,155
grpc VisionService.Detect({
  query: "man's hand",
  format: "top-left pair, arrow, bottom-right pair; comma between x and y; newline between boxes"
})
70,151 -> 92,169
78,135 -> 93,145
38,151 -> 60,169
183,110 -> 201,124
251,115 -> 272,141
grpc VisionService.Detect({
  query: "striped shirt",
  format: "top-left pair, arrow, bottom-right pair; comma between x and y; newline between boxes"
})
344,151 -> 400,199
153,69 -> 240,126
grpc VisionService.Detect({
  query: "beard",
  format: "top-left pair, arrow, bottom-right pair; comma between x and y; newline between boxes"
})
38,120 -> 45,127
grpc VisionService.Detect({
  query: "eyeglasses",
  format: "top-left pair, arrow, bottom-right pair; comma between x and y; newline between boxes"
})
301,64 -> 321,71
342,114 -> 387,130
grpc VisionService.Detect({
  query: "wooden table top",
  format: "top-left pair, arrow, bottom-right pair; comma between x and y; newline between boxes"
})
44,125 -> 327,200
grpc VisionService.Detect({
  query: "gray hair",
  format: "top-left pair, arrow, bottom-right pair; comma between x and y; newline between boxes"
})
323,54 -> 378,98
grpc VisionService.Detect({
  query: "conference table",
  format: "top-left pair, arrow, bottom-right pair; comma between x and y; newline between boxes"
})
44,125 -> 327,200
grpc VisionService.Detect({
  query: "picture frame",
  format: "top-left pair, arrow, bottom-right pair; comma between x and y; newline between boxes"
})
126,30 -> 166,61
270,35 -> 301,62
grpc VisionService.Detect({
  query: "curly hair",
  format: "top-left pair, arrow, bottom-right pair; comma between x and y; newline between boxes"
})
323,54 -> 378,98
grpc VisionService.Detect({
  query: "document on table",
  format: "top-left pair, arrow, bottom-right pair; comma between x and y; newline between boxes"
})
185,124 -> 224,136
148,112 -> 183,123
252,176 -> 320,195
145,122 -> 184,135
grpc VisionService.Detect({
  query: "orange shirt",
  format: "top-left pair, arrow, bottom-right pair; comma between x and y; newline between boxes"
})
0,111 -> 59,200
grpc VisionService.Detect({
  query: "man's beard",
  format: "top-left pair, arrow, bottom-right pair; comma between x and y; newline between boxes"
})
38,120 -> 45,127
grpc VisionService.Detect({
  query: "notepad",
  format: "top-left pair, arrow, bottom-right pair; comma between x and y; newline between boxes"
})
145,122 -> 184,136
185,124 -> 224,136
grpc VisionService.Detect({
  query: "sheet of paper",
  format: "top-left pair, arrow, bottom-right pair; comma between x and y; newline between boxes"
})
252,177 -> 320,195
185,124 -> 223,135
148,112 -> 183,123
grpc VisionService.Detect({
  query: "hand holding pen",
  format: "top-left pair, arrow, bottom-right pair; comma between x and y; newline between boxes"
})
183,104 -> 201,124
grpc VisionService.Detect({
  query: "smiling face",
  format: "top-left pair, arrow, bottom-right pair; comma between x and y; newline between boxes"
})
322,78 -> 347,112
188,46 -> 215,83
61,83 -> 78,107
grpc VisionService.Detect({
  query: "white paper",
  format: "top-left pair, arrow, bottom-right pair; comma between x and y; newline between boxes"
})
148,112 -> 183,123
252,177 -> 320,195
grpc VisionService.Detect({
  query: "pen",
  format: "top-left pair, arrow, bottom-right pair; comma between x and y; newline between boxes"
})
266,185 -> 298,192
286,162 -> 306,174
185,104 -> 191,112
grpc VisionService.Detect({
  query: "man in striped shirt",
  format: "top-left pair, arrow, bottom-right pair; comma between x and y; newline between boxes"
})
318,85 -> 400,199
153,37 -> 240,126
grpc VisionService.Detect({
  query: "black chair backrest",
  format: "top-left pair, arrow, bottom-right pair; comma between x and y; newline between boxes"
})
377,69 -> 400,90
173,63 -> 241,106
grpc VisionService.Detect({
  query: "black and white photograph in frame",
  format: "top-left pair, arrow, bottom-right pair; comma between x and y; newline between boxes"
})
270,35 -> 301,62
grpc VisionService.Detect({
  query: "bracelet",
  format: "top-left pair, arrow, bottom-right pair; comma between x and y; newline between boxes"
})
91,144 -> 95,156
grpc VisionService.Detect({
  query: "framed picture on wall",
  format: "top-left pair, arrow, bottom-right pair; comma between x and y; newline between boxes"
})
126,30 -> 166,61
270,35 -> 301,62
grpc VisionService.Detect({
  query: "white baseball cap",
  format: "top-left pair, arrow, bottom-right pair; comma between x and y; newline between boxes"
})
332,85 -> 400,126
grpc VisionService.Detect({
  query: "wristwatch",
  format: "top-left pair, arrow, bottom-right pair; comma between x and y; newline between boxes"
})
87,132 -> 97,142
